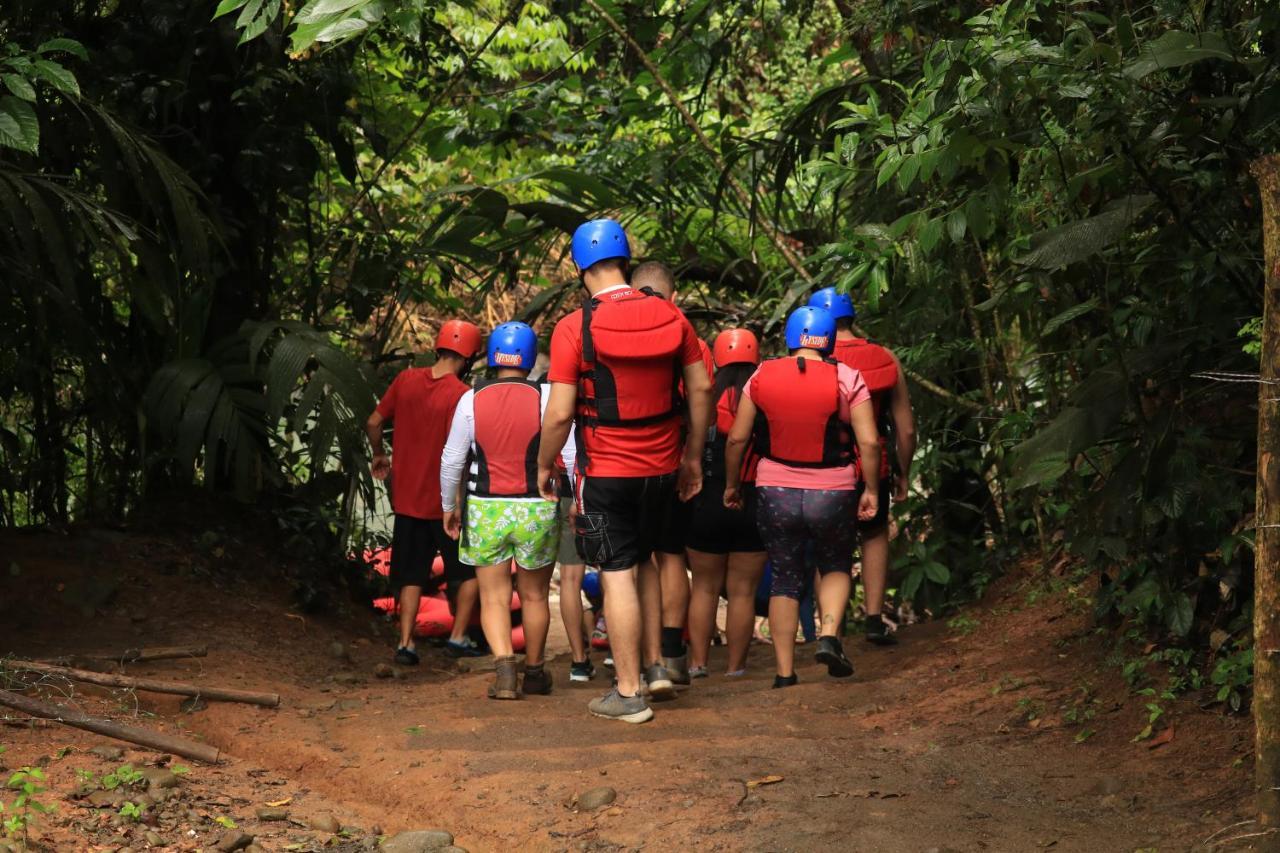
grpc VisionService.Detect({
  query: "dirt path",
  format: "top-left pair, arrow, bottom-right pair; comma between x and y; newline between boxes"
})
0,528 -> 1256,851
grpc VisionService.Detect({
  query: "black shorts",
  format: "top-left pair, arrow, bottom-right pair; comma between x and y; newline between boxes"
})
857,478 -> 892,535
654,487 -> 693,555
390,514 -> 475,598
575,473 -> 676,571
685,481 -> 764,554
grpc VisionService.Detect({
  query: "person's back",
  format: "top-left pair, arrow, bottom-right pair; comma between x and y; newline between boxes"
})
470,377 -> 544,497
366,319 -> 484,665
809,286 -> 917,647
537,219 -> 712,724
440,322 -> 574,700
720,306 -> 881,688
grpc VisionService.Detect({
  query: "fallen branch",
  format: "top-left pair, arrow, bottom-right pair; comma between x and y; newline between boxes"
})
0,688 -> 220,763
11,661 -> 280,708
41,645 -> 208,665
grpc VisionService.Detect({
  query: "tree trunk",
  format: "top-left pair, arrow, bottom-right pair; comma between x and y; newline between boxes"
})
1251,153 -> 1280,836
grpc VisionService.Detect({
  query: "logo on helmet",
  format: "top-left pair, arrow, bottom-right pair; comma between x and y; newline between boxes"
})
494,352 -> 524,367
799,334 -> 829,349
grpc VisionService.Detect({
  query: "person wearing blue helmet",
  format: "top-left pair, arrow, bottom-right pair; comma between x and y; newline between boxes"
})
537,219 -> 713,723
441,321 -> 578,700
721,305 -> 882,688
810,287 -> 917,646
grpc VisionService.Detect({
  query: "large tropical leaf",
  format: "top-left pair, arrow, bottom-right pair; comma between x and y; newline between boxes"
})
1014,195 -> 1155,270
1124,31 -> 1235,80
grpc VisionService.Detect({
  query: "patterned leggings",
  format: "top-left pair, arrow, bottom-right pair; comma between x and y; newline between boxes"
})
756,486 -> 857,600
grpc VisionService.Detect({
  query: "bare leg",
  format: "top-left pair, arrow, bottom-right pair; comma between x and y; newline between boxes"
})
475,564 -> 515,657
600,567 -> 643,696
398,585 -> 422,649
686,549 -> 728,670
658,551 -> 690,632
725,551 -> 767,672
449,578 -> 480,644
817,571 -> 853,638
860,530 -> 890,616
769,596 -> 800,677
637,558 -> 663,665
516,566 -> 553,666
559,562 -> 588,662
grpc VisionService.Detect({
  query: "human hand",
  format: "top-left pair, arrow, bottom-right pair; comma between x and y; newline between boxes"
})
723,485 -> 742,510
858,489 -> 878,521
538,464 -> 558,502
443,509 -> 462,540
371,453 -> 391,481
677,455 -> 703,502
893,478 -> 909,503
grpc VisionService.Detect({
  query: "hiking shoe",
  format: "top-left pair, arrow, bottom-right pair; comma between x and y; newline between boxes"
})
522,665 -> 553,696
772,674 -> 798,689
865,613 -> 899,646
394,646 -> 420,666
643,663 -> 676,700
569,659 -> 596,682
445,637 -> 485,658
688,665 -> 709,679
588,688 -> 654,724
662,654 -> 691,686
487,655 -> 520,700
815,636 -> 855,678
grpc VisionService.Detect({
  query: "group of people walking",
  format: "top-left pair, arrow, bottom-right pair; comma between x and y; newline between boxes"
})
365,218 -> 916,723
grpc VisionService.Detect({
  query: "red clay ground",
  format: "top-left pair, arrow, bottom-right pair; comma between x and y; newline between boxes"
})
0,524 -> 1258,851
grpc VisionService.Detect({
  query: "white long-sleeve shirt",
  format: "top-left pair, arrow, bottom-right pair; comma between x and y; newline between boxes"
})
439,383 -> 576,512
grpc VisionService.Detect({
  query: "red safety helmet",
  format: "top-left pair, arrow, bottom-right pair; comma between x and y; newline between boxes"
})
713,328 -> 760,368
435,319 -> 482,360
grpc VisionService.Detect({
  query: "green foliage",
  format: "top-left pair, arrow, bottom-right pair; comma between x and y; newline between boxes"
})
2,766 -> 54,845
101,764 -> 144,791
0,0 -> 1270,703
1212,647 -> 1254,713
0,38 -> 83,154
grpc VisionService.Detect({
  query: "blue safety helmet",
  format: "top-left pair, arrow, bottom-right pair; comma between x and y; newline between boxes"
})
581,569 -> 602,600
808,286 -> 856,321
571,219 -> 631,272
785,306 -> 836,354
487,321 -> 538,370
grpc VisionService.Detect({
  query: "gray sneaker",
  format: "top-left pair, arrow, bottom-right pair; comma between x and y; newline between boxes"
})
588,688 -> 654,724
662,654 -> 690,686
644,663 -> 676,700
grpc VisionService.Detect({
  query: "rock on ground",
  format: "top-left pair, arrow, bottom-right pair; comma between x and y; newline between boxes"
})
310,813 -> 342,833
214,830 -> 254,852
576,787 -> 617,810
381,829 -> 456,852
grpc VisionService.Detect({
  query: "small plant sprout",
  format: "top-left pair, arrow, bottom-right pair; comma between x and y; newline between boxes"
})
1,766 -> 55,847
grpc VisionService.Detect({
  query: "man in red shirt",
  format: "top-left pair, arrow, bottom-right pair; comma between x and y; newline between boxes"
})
630,261 -> 714,687
365,320 -> 484,665
810,288 -> 917,646
538,220 -> 712,724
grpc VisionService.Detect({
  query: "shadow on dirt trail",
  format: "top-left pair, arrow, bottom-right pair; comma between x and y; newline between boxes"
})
0,528 -> 1255,852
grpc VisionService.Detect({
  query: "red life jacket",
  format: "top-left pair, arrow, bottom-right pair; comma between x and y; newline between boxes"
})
703,383 -> 760,483
578,288 -> 685,428
751,357 -> 852,468
471,378 -> 543,498
834,335 -> 896,479
833,338 -> 897,422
